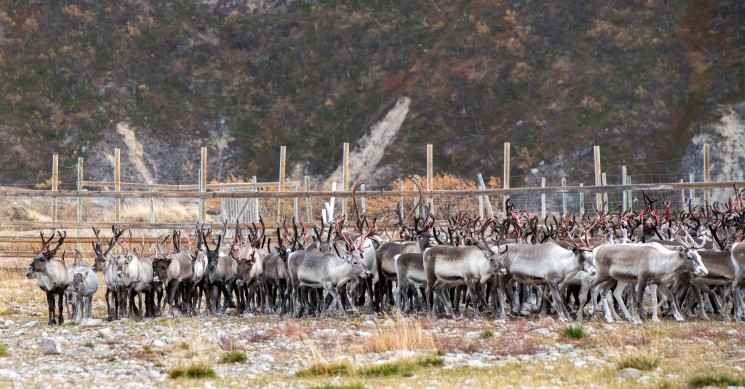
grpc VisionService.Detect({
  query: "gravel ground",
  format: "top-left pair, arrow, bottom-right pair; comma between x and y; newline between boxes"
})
1,307 -> 744,388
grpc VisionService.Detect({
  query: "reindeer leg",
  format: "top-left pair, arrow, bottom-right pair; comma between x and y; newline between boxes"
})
57,292 -> 65,325
46,292 -> 56,325
465,279 -> 483,320
658,283 -> 685,322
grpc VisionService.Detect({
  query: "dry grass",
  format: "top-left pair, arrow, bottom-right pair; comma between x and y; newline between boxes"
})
361,317 -> 436,353
0,199 -> 51,222
119,201 -> 199,223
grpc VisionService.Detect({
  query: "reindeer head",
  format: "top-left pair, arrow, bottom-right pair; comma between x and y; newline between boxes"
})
29,231 -> 66,273
203,229 -> 223,271
72,270 -> 89,293
152,257 -> 171,283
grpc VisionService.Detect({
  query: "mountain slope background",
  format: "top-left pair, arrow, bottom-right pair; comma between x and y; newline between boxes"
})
0,0 -> 743,189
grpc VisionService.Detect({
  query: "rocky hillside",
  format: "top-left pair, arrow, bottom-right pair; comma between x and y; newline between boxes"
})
0,0 -> 743,188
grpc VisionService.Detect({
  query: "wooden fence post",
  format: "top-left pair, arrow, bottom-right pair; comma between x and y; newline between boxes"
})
413,175 -> 420,217
541,177 -> 546,219
52,154 -> 58,222
115,148 -> 121,223
342,142 -> 349,221
703,143 -> 710,204
579,183 -> 585,215
561,177 -> 567,215
689,173 -> 695,206
601,172 -> 608,209
503,142 -> 510,214
304,176 -> 312,223
200,147 -> 207,223
252,175 -> 259,223
427,144 -> 433,209
277,145 -> 286,223
76,157 -> 83,239
594,145 -> 602,211
477,174 -> 493,216
621,165 -> 628,213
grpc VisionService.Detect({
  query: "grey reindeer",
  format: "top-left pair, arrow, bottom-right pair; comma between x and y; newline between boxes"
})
27,231 -> 69,325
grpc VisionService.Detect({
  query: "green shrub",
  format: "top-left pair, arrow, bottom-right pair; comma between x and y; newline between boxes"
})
311,384 -> 365,389
562,325 -> 587,340
688,375 -> 745,388
169,363 -> 217,379
220,351 -> 247,364
295,362 -> 352,377
617,355 -> 659,371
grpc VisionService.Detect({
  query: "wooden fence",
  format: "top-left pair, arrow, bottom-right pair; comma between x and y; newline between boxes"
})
0,141 -> 729,233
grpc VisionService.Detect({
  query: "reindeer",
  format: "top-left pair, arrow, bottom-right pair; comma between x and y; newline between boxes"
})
423,221 -> 507,318
593,239 -> 708,323
287,224 -> 371,318
27,231 -> 69,325
202,223 -> 236,314
153,232 -> 196,317
374,197 -> 436,311
91,227 -> 125,321
71,267 -> 98,322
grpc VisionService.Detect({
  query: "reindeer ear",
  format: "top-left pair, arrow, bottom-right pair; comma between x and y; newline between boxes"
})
678,247 -> 686,255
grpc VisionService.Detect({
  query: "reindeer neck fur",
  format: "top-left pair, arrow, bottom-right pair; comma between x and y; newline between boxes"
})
34,258 -> 70,293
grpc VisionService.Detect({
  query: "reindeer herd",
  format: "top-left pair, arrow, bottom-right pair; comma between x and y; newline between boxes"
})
22,179 -> 745,326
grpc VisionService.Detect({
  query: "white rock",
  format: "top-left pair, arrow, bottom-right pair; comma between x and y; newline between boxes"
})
356,331 -> 373,337
41,337 -> 62,354
255,330 -> 268,337
119,383 -> 144,389
23,321 -> 38,327
382,319 -> 395,327
360,320 -> 375,328
557,344 -> 574,351
151,339 -> 166,348
313,329 -> 339,338
258,354 -> 275,363
0,369 -> 19,381
4,320 -> 14,326
618,368 -> 641,380
146,370 -> 162,378
533,328 -> 554,338
80,319 -> 103,327
465,331 -> 481,339
727,329 -> 739,336
97,328 -> 113,337
467,359 -> 486,368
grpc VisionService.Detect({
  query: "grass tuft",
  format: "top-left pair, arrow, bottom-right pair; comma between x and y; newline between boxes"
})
220,350 -> 247,364
296,357 -> 443,378
359,362 -> 404,377
311,384 -> 365,389
0,343 -> 7,356
617,355 -> 660,371
296,362 -> 352,377
84,341 -> 94,348
417,356 -> 444,367
688,375 -> 745,388
362,318 -> 435,353
562,325 -> 587,340
169,363 -> 217,379
481,329 -> 495,338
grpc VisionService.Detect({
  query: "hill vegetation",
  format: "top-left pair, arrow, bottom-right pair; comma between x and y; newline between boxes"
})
0,0 -> 742,187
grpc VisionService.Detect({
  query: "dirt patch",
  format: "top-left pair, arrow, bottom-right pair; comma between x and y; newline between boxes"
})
323,96 -> 410,188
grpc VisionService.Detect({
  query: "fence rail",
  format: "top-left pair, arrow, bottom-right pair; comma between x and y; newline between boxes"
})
1,181 -> 742,199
